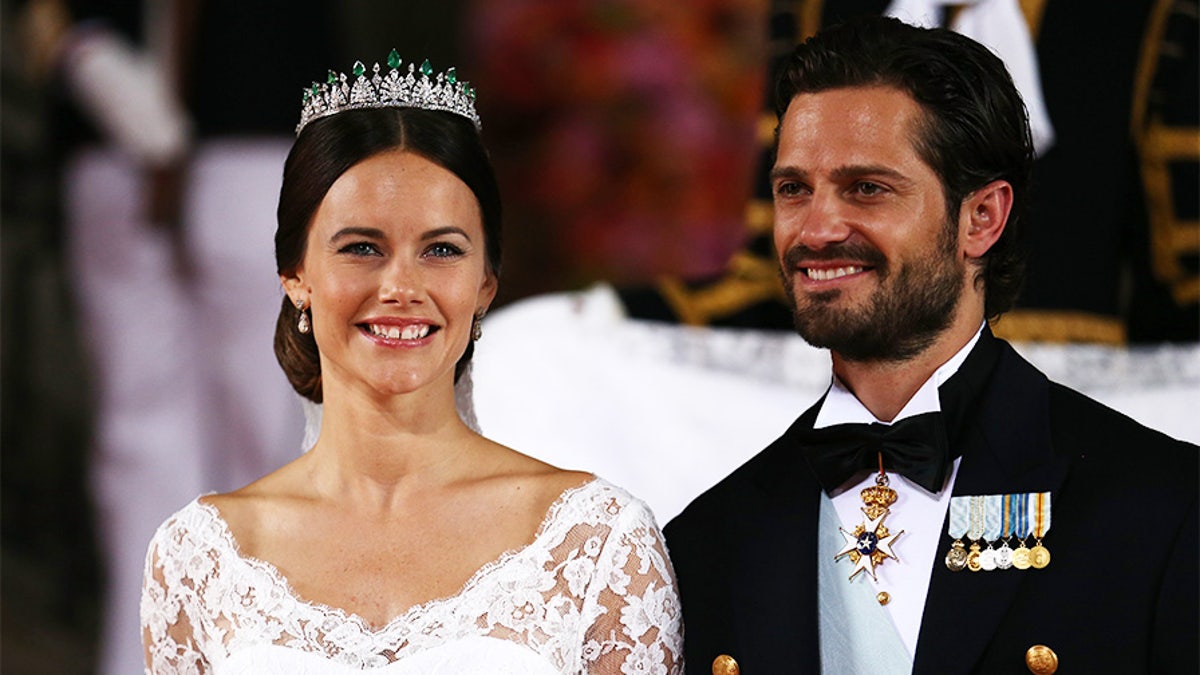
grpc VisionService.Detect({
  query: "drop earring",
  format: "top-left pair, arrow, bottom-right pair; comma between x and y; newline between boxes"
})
471,310 -> 485,341
295,298 -> 310,334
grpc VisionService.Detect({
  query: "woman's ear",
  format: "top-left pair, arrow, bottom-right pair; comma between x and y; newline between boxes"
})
959,179 -> 1013,259
281,273 -> 308,307
477,269 -> 498,313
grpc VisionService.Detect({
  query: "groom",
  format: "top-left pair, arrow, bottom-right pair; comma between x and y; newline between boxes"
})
664,16 -> 1198,675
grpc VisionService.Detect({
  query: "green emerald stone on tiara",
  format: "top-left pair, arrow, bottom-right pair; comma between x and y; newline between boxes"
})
446,67 -> 457,84
387,49 -> 402,70
326,70 -> 337,84
353,61 -> 366,77
420,59 -> 433,77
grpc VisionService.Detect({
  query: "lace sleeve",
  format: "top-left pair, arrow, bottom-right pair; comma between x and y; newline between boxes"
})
581,497 -> 684,674
140,514 -> 210,675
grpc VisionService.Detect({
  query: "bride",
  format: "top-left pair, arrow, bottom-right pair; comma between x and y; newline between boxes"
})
140,55 -> 682,674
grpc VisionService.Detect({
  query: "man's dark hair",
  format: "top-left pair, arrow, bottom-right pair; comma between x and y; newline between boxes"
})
775,16 -> 1033,318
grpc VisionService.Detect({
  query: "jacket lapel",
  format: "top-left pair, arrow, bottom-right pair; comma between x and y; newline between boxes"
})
913,336 -> 1072,674
733,404 -> 826,672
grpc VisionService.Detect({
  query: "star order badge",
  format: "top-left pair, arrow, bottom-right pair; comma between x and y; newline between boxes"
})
835,473 -> 904,580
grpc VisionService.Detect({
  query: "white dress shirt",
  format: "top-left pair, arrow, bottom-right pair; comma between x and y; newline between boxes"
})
816,326 -> 983,657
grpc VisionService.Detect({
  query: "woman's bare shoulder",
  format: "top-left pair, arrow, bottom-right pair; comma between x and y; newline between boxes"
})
197,459 -> 314,551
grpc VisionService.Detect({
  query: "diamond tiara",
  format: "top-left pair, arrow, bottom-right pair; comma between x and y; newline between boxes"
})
296,50 -> 480,135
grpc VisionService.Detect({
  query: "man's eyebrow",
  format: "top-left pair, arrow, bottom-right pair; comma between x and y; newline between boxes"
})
829,164 -> 908,182
769,165 -> 808,182
769,164 -> 908,181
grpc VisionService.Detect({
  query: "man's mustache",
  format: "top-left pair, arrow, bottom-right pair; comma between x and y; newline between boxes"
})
782,242 -> 888,271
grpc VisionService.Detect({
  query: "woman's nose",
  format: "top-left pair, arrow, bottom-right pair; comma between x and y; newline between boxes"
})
378,260 -> 423,304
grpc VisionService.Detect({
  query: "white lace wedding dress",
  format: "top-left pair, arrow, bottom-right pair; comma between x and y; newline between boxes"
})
141,478 -> 683,674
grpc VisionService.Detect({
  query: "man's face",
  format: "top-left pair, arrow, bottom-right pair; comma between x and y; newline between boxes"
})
771,86 -> 967,363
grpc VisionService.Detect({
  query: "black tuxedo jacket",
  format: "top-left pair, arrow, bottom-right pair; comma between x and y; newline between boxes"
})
664,330 -> 1198,674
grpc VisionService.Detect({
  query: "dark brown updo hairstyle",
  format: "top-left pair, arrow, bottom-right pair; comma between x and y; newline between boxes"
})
273,107 -> 503,403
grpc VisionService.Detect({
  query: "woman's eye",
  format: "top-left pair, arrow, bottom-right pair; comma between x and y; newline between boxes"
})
339,242 -> 381,256
425,242 -> 464,258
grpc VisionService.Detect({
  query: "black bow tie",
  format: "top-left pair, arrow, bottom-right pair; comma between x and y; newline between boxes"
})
799,412 -> 952,494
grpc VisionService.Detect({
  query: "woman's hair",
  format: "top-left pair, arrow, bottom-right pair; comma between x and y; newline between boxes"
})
273,107 -> 503,403
775,16 -> 1034,319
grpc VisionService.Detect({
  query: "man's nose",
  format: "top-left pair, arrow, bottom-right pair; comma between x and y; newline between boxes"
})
794,189 -> 853,251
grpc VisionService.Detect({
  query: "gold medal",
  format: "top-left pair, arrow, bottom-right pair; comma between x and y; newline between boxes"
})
1012,542 -> 1032,570
966,542 -> 983,572
965,495 -> 985,572
1029,492 -> 1052,569
945,539 -> 968,571
1010,492 -> 1033,570
945,495 -> 970,572
1030,542 -> 1051,569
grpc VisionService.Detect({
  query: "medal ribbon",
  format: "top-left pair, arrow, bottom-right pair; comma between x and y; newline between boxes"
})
1001,493 -> 1014,538
982,494 -> 1003,542
967,495 -> 985,541
1012,491 -> 1031,540
1031,491 -> 1051,540
947,496 -> 969,539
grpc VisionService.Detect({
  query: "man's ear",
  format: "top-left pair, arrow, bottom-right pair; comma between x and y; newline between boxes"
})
959,179 -> 1013,259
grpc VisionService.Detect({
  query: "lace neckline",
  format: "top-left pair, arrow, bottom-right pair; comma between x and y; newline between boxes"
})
193,475 -> 602,633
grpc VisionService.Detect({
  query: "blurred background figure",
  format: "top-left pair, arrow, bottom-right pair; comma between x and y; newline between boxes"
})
2,0 -> 1196,672
10,1 -> 332,672
2,0 -> 100,672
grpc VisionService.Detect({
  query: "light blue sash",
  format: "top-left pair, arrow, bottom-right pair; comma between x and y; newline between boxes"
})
818,494 -> 913,675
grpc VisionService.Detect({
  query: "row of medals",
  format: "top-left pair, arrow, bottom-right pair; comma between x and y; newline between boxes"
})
945,537 -> 1050,572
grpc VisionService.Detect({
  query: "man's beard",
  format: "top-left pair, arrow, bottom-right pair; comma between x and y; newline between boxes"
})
781,225 -> 964,363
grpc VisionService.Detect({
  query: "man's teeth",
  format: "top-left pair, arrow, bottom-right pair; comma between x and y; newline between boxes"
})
806,266 -> 864,281
369,324 -> 431,340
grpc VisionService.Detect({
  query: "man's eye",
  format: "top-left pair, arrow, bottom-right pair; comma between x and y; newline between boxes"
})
775,181 -> 804,197
855,182 -> 885,196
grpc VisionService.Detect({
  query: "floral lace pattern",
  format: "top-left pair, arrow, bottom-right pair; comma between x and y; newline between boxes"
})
141,479 -> 682,674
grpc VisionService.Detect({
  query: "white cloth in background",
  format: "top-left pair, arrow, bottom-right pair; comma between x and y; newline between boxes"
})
67,142 -> 306,675
141,479 -> 682,674
470,285 -> 1200,524
60,26 -> 191,166
472,285 -> 828,521
885,0 -> 1056,155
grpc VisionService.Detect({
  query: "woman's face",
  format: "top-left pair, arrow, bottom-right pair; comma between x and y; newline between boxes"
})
283,149 -> 496,402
